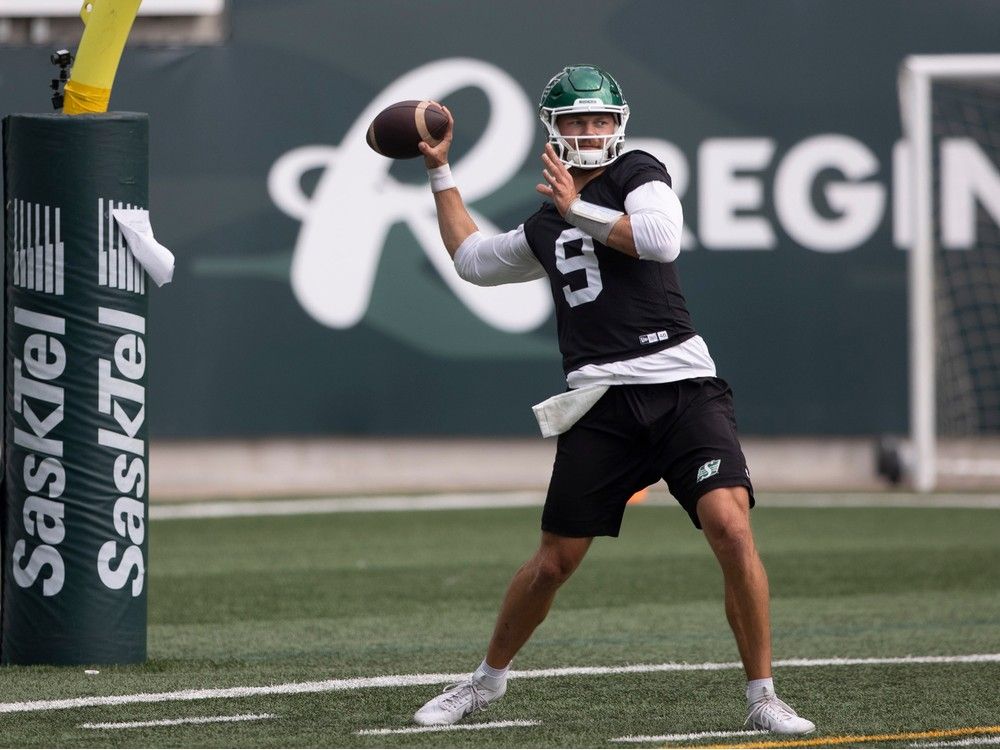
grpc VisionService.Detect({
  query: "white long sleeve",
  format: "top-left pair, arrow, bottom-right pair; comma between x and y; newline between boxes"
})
624,181 -> 683,263
452,226 -> 546,286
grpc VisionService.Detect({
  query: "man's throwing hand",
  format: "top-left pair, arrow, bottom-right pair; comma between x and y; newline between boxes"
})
537,143 -> 578,216
418,103 -> 455,169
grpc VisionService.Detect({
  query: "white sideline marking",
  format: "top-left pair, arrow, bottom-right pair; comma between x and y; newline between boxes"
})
150,491 -> 544,520
357,719 -> 541,736
611,729 -> 767,743
2,653 -> 999,715
148,491 -> 1000,520
762,492 -> 1000,509
80,713 -> 275,730
911,736 -> 1000,748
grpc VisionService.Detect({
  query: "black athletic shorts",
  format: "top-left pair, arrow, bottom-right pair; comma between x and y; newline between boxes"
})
541,377 -> 754,537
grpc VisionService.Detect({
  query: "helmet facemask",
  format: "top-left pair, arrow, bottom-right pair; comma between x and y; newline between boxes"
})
540,103 -> 630,169
538,65 -> 630,170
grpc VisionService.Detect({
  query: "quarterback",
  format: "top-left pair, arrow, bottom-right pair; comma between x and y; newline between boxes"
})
413,65 -> 815,736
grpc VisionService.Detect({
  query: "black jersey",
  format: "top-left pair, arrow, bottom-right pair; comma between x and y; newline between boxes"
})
523,150 -> 697,375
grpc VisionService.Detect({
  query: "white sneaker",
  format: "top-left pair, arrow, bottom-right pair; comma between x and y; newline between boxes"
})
413,672 -> 507,726
745,689 -> 816,735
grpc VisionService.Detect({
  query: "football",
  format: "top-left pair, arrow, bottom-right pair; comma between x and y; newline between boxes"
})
365,100 -> 448,159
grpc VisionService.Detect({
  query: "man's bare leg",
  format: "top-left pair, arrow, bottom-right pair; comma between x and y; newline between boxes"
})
486,531 -> 593,668
697,486 -> 771,679
414,531 -> 591,725
697,486 -> 814,734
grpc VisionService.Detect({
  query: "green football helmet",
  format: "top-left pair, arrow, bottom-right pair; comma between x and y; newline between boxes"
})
538,64 -> 630,169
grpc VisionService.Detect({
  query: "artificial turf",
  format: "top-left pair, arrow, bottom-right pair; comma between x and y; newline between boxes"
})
1,499 -> 998,747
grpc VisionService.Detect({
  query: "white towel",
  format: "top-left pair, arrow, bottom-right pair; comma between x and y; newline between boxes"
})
112,208 -> 175,287
531,385 -> 609,438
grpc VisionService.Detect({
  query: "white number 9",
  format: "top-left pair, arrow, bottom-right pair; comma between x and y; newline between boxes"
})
555,227 -> 603,307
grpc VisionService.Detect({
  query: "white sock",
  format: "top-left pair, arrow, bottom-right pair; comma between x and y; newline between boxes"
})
476,659 -> 510,682
746,677 -> 775,703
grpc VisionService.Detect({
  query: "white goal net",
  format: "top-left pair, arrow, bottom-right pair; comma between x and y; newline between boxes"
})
899,55 -> 1000,491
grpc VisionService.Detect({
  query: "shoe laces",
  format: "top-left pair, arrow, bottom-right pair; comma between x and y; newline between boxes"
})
439,680 -> 490,713
745,693 -> 797,728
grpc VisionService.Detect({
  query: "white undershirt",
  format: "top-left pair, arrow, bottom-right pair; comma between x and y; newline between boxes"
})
452,180 -> 714,387
566,335 -> 716,388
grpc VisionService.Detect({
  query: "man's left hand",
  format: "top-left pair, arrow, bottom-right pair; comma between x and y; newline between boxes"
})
536,143 -> 578,216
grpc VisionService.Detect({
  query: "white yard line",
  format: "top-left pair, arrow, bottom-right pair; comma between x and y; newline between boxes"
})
149,491 -> 1000,520
610,729 -> 767,743
910,735 -> 1000,748
356,719 -> 541,736
2,653 -> 999,715
80,713 -> 275,730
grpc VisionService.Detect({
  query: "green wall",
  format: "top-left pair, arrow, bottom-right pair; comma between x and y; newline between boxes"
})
2,0 -> 999,437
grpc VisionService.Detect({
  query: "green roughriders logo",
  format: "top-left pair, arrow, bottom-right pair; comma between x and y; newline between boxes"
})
697,459 -> 721,483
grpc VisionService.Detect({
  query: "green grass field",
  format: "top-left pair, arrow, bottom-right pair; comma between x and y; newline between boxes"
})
1,496 -> 999,748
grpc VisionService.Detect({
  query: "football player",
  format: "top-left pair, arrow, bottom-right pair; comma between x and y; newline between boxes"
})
413,65 -> 815,736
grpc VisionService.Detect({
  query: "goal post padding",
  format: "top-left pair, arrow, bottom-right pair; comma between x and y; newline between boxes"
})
2,113 -> 149,665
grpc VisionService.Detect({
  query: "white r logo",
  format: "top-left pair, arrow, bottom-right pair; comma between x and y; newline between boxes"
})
268,58 -> 552,333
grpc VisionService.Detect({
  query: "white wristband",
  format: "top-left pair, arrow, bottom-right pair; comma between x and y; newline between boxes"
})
428,164 -> 456,193
564,197 -> 624,244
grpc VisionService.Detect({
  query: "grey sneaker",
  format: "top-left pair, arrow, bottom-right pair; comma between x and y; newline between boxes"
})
413,672 -> 507,726
745,689 -> 816,735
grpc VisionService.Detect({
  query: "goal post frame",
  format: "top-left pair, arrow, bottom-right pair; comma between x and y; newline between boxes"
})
898,54 -> 1000,492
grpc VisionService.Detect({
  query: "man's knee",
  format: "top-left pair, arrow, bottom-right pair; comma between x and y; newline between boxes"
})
531,534 -> 591,587
698,488 -> 754,554
531,556 -> 574,588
